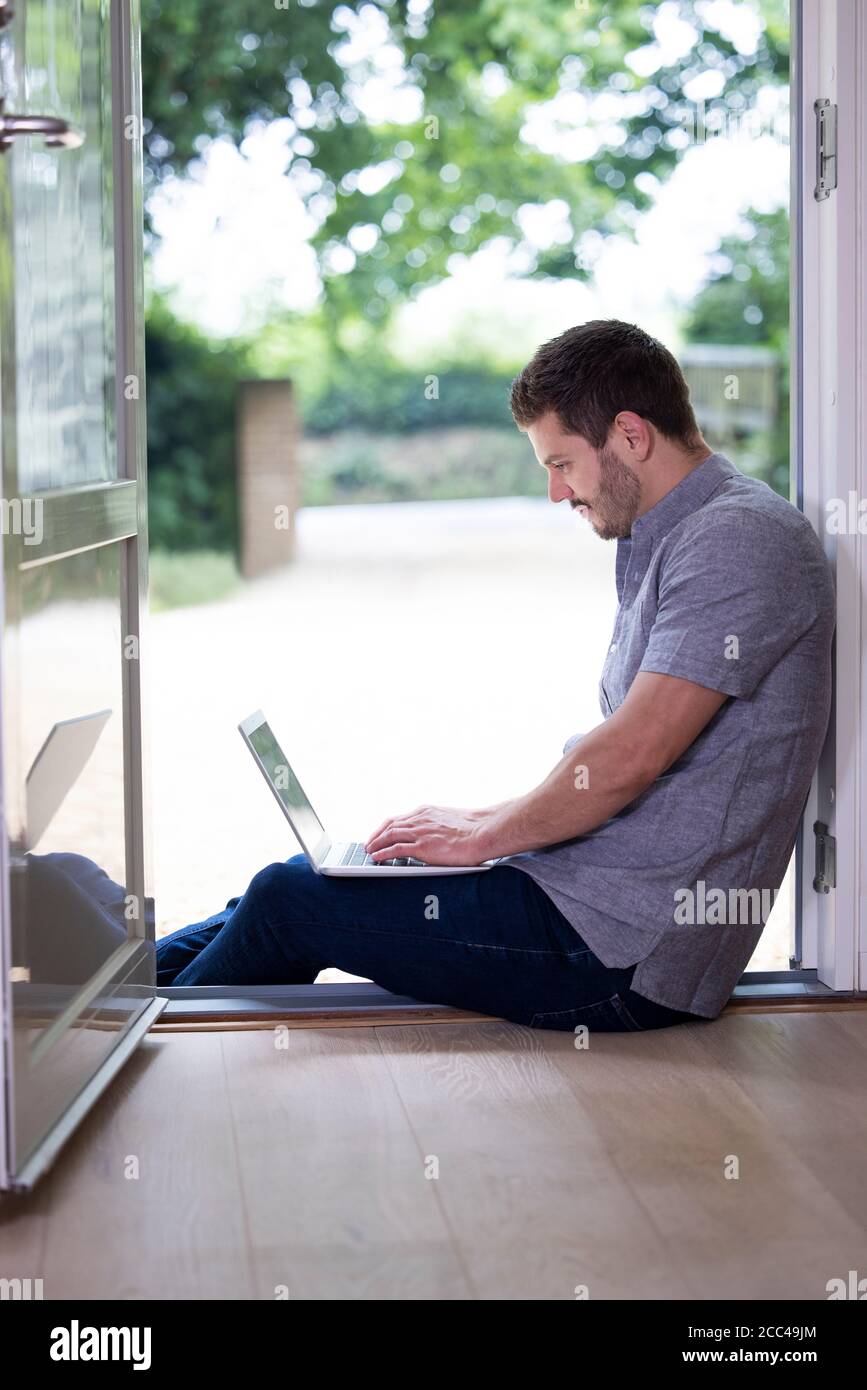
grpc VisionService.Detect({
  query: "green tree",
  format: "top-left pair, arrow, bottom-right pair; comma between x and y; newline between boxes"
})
684,206 -> 789,495
142,0 -> 788,343
685,207 -> 788,350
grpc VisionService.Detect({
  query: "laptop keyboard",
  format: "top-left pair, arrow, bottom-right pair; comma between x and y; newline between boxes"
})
338,842 -> 429,869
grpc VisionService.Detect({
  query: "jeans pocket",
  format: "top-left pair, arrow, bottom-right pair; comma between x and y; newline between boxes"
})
529,993 -> 644,1033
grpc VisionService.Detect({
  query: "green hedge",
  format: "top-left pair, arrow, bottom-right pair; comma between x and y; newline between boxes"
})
145,298 -> 522,551
303,364 -> 516,435
145,297 -> 248,553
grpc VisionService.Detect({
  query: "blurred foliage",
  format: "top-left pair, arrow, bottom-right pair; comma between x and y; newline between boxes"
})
685,208 -> 788,351
141,0 -> 788,342
684,207 -> 790,497
303,359 -> 514,433
149,549 -> 242,611
300,425 -> 540,505
141,1 -> 792,542
144,290 -> 527,543
145,294 -> 254,551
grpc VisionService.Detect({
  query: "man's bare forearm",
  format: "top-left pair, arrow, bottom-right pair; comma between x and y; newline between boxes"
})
366,674 -> 727,866
479,717 -> 654,858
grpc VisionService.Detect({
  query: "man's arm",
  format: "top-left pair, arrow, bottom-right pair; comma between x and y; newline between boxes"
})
365,671 -> 728,864
481,671 -> 727,856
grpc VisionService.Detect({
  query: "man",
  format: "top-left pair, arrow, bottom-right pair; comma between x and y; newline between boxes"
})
157,320 -> 835,1032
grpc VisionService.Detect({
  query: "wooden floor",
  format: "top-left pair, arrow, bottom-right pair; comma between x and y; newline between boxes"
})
2,1009 -> 867,1300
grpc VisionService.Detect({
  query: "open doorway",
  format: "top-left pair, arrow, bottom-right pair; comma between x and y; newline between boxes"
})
141,0 -> 797,986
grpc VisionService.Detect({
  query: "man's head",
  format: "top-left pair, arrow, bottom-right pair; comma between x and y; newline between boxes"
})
510,319 -> 709,539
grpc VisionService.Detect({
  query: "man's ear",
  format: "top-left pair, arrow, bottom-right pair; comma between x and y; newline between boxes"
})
613,411 -> 652,461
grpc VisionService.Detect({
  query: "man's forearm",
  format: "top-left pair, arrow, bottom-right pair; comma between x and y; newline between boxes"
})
480,717 -> 654,858
366,674 -> 727,867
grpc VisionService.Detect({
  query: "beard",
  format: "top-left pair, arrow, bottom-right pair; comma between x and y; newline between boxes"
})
573,444 -> 642,540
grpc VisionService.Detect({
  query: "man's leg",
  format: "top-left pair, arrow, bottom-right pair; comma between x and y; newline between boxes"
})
162,853 -> 692,1032
25,853 -> 134,984
156,902 -> 241,988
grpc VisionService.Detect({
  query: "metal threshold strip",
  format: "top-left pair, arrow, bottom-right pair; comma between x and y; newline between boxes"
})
155,982 -> 490,1028
152,978 -> 867,1029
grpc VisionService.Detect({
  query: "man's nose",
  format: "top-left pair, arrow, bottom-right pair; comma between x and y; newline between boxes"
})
548,475 -> 573,504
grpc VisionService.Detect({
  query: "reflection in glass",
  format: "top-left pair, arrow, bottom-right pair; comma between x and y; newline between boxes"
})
11,0 -> 116,492
14,548 -> 130,1004
19,852 -> 147,987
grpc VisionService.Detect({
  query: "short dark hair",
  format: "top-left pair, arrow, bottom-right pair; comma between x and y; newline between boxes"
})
510,319 -> 702,450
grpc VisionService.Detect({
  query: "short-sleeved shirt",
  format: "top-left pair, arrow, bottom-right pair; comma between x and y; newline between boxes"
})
502,451 -> 835,1017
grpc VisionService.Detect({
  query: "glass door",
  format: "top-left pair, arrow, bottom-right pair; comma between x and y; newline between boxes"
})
0,0 -> 161,1190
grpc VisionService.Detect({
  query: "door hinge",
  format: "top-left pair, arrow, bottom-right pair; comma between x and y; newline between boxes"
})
814,98 -> 838,201
812,820 -> 836,893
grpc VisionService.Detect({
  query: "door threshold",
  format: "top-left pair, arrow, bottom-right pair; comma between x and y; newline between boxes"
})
152,979 -> 867,1031
155,982 -> 489,1029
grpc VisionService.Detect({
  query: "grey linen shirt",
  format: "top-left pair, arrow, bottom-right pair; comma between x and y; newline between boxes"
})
502,451 -> 835,1018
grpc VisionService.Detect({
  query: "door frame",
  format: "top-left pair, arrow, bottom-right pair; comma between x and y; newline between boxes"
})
0,0 -> 163,1193
798,0 -> 865,995
161,0 -> 866,1023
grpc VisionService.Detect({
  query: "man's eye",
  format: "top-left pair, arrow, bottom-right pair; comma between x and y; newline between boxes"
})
556,462 -> 568,471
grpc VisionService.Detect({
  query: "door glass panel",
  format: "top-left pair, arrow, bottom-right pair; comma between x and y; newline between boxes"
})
11,0 -> 116,492
17,546 -> 130,1003
0,0 -> 154,1182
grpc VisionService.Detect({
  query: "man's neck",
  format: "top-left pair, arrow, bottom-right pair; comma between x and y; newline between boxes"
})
635,443 -> 714,520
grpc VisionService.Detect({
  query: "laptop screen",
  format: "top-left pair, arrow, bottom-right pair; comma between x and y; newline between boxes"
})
246,721 -> 327,856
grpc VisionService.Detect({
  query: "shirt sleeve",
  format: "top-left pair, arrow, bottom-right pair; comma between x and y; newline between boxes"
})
639,509 -> 821,700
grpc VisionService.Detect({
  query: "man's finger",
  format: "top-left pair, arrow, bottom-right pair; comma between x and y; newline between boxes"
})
365,818 -> 423,852
364,817 -> 395,847
369,841 -> 422,862
365,825 -> 404,852
364,810 -> 422,848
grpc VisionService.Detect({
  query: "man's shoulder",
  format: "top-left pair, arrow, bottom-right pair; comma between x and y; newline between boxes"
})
667,470 -> 828,565
653,468 -> 835,624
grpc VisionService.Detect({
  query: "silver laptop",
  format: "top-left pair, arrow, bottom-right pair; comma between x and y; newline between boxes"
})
239,710 -> 498,876
25,710 -> 112,850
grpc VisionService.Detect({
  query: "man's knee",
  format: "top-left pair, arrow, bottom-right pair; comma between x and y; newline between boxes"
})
249,858 -> 312,902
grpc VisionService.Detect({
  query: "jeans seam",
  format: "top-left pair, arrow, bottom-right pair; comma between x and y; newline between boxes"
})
157,921 -> 221,946
530,993 -> 643,1031
609,993 -> 645,1031
258,916 -> 594,960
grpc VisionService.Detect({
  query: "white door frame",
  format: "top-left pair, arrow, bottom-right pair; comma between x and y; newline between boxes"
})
798,0 -> 865,993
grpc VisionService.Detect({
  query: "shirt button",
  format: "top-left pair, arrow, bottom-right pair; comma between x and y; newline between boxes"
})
609,642 -> 618,653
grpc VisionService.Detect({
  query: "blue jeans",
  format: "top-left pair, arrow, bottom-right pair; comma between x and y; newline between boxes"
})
157,855 -> 700,1033
23,852 -> 154,985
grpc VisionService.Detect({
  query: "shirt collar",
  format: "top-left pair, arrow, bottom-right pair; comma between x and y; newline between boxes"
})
629,450 -> 738,546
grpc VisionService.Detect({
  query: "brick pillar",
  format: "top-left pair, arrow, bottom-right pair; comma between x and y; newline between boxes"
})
236,379 -> 300,579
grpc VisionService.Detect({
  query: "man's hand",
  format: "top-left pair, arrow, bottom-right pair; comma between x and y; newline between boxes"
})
364,805 -> 494,866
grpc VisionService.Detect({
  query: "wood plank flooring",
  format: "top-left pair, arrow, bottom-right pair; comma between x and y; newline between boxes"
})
2,1010 -> 865,1299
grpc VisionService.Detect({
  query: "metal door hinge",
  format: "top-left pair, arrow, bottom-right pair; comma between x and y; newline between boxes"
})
814,98 -> 837,201
813,820 -> 836,893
